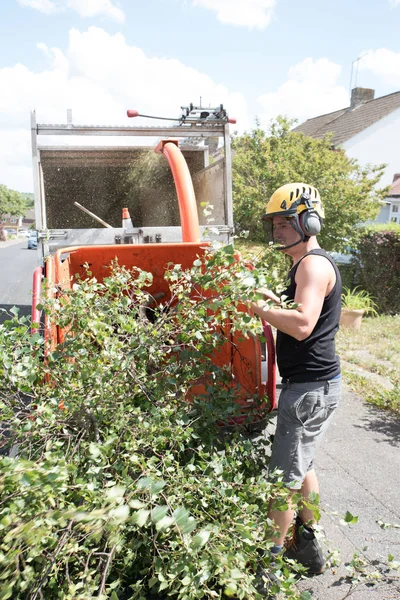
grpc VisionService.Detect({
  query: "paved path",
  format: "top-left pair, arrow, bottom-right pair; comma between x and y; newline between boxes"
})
296,384 -> 400,599
0,239 -> 39,321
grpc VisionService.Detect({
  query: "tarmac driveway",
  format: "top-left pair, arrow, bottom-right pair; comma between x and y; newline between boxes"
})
296,383 -> 400,599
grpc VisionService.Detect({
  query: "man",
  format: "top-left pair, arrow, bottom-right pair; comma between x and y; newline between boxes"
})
251,183 -> 342,593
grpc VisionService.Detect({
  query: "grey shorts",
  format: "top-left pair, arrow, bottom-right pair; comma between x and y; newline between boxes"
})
269,377 -> 341,489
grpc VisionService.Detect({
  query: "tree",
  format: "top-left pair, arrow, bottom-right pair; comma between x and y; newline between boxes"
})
232,118 -> 387,252
0,184 -> 26,219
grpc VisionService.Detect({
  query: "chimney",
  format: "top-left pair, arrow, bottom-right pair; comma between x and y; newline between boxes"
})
350,87 -> 375,109
393,174 -> 400,183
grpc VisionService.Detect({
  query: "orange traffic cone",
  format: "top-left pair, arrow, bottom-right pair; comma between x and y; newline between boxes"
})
122,207 -> 134,232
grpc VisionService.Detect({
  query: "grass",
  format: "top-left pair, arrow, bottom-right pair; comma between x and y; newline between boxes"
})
337,315 -> 400,415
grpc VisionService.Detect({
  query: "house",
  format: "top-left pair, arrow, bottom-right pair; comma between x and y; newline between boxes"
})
0,209 -> 35,233
22,208 -> 35,229
0,214 -> 22,233
293,87 -> 400,189
378,174 -> 400,225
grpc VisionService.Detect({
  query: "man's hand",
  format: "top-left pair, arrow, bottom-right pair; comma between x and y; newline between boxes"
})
256,287 -> 281,305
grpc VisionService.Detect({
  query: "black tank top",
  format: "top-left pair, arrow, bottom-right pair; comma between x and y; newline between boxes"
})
276,249 -> 341,382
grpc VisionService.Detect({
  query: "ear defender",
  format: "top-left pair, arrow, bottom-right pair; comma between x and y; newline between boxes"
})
298,193 -> 322,236
299,210 -> 322,236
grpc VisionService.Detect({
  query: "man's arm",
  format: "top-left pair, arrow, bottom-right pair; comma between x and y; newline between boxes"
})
250,255 -> 335,341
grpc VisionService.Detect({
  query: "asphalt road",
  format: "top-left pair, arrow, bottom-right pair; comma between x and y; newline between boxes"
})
0,240 -> 40,322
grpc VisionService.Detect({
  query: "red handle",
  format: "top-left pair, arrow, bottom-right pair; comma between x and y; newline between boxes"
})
31,266 -> 43,334
127,109 -> 139,118
263,321 -> 277,411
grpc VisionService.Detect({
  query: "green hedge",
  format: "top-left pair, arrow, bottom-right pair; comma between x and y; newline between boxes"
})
336,263 -> 358,290
355,224 -> 400,314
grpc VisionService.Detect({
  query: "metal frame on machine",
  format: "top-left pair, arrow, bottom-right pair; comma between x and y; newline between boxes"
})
30,105 -> 235,259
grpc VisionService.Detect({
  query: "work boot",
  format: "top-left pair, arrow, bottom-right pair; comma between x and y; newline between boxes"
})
284,516 -> 325,575
253,563 -> 279,599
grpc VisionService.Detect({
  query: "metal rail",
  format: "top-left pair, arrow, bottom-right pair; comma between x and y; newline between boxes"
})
35,125 -> 225,137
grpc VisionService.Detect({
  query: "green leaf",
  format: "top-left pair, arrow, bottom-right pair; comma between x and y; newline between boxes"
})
344,511 -> 359,525
191,529 -> 211,549
88,443 -> 101,458
109,505 -> 129,521
136,477 -> 153,491
148,577 -> 158,589
155,515 -> 174,531
150,480 -> 166,495
173,506 -> 190,528
180,517 -> 198,534
151,505 -> 169,523
105,485 -> 126,499
129,499 -> 146,509
132,509 -> 150,527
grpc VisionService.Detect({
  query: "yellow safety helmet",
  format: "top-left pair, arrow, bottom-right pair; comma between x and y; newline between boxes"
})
261,182 -> 325,249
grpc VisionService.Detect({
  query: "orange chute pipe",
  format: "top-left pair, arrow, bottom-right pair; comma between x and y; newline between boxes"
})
155,140 -> 200,243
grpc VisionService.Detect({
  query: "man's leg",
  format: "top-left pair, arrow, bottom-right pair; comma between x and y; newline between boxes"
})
266,467 -> 319,547
267,494 -> 295,546
299,468 -> 319,524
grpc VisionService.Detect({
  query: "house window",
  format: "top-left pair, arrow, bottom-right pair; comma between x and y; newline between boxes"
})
392,205 -> 399,213
10,217 -> 17,223
391,217 -> 398,223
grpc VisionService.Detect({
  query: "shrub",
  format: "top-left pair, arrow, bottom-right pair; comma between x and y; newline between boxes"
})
355,224 -> 400,314
0,248 -> 309,600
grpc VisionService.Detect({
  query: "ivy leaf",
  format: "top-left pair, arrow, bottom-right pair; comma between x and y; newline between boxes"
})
173,506 -> 190,528
105,485 -> 126,499
132,509 -> 150,527
129,499 -> 146,509
109,505 -> 129,522
151,505 -> 169,524
191,529 -> 211,549
150,480 -> 166,495
155,516 -> 174,531
343,511 -> 359,525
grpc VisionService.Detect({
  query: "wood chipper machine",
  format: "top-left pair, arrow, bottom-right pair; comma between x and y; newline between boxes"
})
30,104 -> 276,421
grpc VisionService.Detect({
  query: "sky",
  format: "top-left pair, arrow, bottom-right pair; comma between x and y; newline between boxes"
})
0,0 -> 400,192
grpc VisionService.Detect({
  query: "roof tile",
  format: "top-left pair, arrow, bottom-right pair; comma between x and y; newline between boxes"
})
389,177 -> 400,197
293,91 -> 400,146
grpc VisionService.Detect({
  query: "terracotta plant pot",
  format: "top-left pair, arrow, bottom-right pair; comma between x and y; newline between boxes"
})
340,308 -> 365,330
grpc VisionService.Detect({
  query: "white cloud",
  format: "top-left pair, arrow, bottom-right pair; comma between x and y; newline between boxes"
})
17,0 -> 59,14
0,27 -> 249,191
17,0 -> 125,22
389,0 -> 400,6
257,57 -> 349,126
359,49 -> 400,87
66,0 -> 125,23
192,0 -> 276,29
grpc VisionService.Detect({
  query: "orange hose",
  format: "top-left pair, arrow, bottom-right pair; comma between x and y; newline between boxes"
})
155,141 -> 200,243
